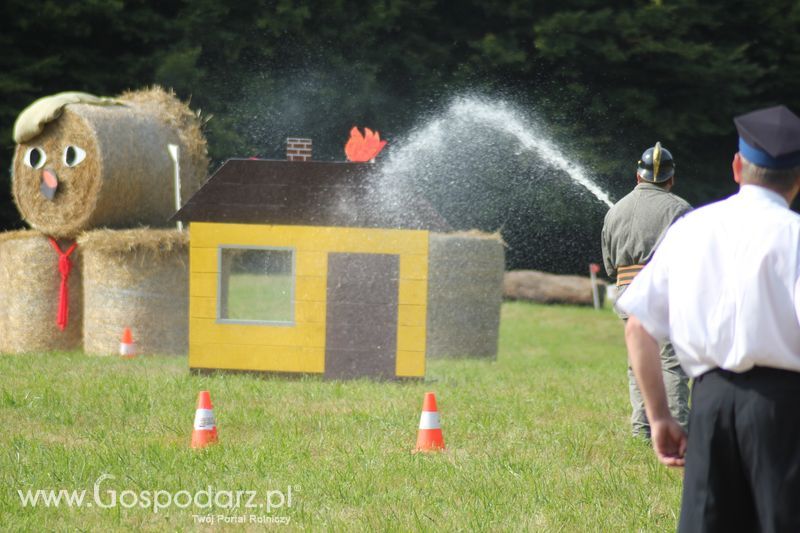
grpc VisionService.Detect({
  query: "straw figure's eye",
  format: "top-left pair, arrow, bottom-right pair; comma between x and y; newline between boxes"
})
63,145 -> 87,167
24,147 -> 46,169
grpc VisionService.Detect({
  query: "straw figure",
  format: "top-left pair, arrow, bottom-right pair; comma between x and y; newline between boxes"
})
0,87 -> 206,356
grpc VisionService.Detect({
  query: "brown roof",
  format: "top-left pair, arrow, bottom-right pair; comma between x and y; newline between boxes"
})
172,159 -> 451,231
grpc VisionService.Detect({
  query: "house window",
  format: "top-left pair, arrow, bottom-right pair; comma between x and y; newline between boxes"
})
218,246 -> 294,325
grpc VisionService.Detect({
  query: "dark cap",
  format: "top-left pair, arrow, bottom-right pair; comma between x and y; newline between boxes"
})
734,105 -> 800,169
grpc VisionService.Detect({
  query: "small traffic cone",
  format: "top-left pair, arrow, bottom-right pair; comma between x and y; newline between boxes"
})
119,327 -> 136,359
415,392 -> 445,452
191,391 -> 218,449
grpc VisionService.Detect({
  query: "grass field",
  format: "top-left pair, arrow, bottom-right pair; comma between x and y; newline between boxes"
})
0,303 -> 682,531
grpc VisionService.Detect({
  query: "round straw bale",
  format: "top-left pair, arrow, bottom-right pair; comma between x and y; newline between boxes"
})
426,231 -> 505,358
12,87 -> 208,237
0,230 -> 82,353
79,228 -> 189,356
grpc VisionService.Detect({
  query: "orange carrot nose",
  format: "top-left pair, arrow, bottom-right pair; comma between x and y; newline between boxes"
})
41,169 -> 58,201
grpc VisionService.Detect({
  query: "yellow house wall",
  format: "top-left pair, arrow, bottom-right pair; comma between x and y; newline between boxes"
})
189,222 -> 428,377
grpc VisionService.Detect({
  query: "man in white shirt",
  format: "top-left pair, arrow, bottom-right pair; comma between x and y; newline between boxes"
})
617,105 -> 800,532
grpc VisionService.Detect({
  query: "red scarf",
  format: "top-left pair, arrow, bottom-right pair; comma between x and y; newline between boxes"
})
48,238 -> 77,331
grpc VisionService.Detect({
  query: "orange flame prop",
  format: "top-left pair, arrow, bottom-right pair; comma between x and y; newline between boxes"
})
345,126 -> 387,162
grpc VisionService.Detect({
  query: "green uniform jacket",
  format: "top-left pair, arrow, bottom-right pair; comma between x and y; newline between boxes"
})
601,182 -> 691,281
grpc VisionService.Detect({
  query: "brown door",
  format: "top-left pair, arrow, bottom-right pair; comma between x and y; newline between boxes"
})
324,253 -> 399,380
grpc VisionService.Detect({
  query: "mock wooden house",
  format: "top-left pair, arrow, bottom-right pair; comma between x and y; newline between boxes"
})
173,150 -> 449,380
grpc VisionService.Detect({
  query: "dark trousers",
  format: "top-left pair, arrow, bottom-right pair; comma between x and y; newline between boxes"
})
679,367 -> 800,533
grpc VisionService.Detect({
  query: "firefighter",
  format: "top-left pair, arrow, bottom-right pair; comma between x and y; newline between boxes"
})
601,142 -> 691,438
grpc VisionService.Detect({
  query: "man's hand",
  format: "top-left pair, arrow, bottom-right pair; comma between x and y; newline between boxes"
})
650,417 -> 687,467
625,316 -> 688,467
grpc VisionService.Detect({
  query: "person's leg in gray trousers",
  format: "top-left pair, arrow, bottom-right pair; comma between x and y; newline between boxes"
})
628,340 -> 690,438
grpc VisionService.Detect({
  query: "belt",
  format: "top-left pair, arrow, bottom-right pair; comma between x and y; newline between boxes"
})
697,366 -> 800,386
616,264 -> 645,287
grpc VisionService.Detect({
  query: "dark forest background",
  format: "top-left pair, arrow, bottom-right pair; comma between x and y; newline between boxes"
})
2,0 -> 799,274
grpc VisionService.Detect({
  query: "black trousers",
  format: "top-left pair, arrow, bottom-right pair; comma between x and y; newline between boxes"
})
679,367 -> 800,533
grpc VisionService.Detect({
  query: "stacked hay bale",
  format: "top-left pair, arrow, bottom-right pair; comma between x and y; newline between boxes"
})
0,230 -> 82,353
12,87 -> 208,237
79,229 -> 189,356
426,231 -> 505,358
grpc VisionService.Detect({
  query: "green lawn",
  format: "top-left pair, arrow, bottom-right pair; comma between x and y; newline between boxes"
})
0,303 -> 682,531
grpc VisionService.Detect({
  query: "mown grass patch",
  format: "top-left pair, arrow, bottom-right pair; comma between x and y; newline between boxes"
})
0,302 -> 681,531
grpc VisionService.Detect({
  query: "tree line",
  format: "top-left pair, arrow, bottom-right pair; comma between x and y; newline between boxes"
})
2,0 -> 798,272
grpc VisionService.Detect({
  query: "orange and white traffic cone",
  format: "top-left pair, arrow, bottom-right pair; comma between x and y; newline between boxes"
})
415,392 -> 445,452
191,391 -> 218,449
119,327 -> 136,359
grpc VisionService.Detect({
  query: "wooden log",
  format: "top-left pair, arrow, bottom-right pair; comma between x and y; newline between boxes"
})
503,270 -> 606,306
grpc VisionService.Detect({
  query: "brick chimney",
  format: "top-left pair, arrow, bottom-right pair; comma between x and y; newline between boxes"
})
286,138 -> 312,161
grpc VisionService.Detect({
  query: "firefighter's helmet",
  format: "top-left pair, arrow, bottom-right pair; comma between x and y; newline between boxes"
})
637,142 -> 675,183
